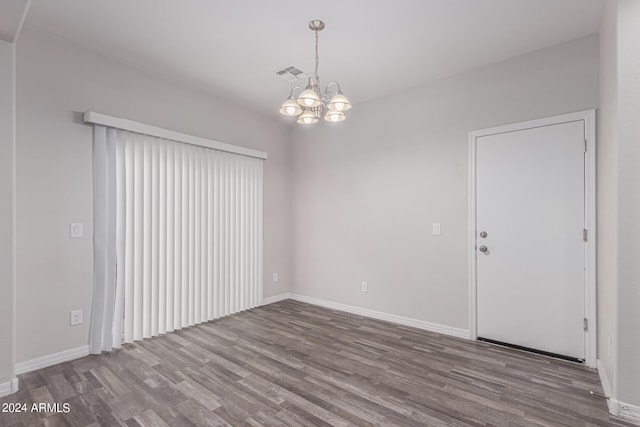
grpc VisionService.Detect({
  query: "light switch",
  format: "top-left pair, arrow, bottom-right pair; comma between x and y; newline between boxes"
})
432,223 -> 441,235
70,223 -> 83,238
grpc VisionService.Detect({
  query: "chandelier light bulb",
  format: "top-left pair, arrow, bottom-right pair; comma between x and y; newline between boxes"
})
286,106 -> 296,115
334,102 -> 345,111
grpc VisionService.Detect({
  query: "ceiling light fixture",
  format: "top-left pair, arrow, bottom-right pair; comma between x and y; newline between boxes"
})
279,20 -> 351,124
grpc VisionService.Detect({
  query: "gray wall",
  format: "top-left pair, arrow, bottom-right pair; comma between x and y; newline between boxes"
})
15,29 -> 293,363
597,0 -> 619,400
0,39 -> 16,388
291,35 -> 599,330
598,0 -> 640,408
614,0 -> 640,407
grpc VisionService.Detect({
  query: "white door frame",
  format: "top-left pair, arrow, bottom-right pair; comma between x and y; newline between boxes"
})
468,109 -> 596,368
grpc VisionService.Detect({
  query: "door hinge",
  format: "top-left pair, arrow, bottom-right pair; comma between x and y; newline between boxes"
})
583,318 -> 588,332
583,229 -> 588,242
584,139 -> 588,153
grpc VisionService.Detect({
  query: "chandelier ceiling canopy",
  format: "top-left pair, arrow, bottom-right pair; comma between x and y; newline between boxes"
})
279,20 -> 351,124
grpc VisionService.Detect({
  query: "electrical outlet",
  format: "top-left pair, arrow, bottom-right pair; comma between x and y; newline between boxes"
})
432,223 -> 441,235
361,282 -> 368,293
70,223 -> 83,238
70,309 -> 83,326
273,273 -> 279,282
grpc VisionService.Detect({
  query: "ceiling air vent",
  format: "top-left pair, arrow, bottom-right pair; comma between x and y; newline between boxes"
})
275,65 -> 308,82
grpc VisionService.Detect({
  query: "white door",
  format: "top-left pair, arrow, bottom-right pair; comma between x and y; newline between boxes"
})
475,120 -> 585,360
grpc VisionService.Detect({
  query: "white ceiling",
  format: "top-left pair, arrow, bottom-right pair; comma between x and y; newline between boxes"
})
0,0 -> 30,42
20,0 -> 605,116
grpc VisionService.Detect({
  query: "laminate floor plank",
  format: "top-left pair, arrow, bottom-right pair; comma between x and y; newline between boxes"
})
1,300 -> 635,426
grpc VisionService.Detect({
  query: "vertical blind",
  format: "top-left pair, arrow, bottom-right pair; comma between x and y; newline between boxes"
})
124,132 -> 264,342
124,132 -> 263,342
91,125 -> 264,352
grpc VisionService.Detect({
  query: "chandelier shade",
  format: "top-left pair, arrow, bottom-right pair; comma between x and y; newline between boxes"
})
297,84 -> 322,108
279,20 -> 351,125
297,109 -> 319,125
328,92 -> 352,111
324,110 -> 345,122
279,98 -> 303,116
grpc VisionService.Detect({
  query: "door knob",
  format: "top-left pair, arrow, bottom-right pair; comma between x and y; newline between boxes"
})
479,245 -> 488,253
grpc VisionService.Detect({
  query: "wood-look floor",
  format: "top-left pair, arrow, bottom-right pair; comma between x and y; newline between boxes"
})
0,300 -> 634,427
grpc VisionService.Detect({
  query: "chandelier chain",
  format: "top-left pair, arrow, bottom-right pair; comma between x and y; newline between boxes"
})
314,29 -> 319,84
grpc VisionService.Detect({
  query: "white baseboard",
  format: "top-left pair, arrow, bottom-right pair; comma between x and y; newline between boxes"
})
261,293 -> 292,306
288,293 -> 470,339
597,359 -> 613,397
0,377 -> 19,397
609,399 -> 640,425
15,345 -> 90,375
261,292 -> 469,339
597,359 -> 640,425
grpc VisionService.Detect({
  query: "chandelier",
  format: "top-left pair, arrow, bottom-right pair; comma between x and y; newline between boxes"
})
279,20 -> 352,124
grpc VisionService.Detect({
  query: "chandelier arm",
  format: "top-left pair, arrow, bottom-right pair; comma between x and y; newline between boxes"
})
289,85 -> 304,99
325,81 -> 341,97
